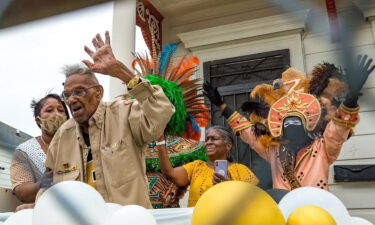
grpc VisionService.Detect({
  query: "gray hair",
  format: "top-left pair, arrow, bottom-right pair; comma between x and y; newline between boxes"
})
206,125 -> 234,145
62,64 -> 98,83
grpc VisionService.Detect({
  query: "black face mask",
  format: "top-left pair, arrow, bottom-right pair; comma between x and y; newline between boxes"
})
282,117 -> 312,152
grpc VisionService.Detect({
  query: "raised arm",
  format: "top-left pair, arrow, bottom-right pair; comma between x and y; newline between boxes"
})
323,55 -> 374,163
156,143 -> 190,187
127,81 -> 175,145
82,31 -> 134,83
83,32 -> 175,145
203,82 -> 269,159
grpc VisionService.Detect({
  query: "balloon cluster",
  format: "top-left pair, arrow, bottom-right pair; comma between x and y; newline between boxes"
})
2,181 -> 374,225
191,181 -> 373,225
3,181 -> 157,225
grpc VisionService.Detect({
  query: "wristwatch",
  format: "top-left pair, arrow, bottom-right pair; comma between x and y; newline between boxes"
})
148,140 -> 166,148
127,76 -> 141,89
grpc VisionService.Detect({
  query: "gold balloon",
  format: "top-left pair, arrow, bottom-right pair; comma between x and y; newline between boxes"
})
287,205 -> 337,225
192,181 -> 286,225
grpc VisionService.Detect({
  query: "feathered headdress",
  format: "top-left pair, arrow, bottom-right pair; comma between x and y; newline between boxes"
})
131,43 -> 210,140
241,63 -> 348,149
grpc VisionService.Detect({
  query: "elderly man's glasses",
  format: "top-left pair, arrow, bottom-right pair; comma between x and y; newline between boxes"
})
61,85 -> 99,101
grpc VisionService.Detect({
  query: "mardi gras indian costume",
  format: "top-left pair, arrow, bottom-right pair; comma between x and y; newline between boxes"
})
131,43 -> 210,208
204,56 -> 374,191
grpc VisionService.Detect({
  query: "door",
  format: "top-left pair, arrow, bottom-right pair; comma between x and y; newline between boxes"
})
203,49 -> 290,189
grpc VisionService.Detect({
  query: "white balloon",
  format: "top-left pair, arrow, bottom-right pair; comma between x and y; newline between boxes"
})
278,187 -> 351,225
4,209 -> 33,225
106,205 -> 157,225
351,217 -> 374,225
106,203 -> 122,218
33,181 -> 108,225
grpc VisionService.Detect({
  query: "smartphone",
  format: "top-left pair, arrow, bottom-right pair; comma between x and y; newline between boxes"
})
215,160 -> 228,177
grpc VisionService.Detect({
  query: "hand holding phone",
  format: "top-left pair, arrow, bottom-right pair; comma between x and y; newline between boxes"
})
215,160 -> 228,177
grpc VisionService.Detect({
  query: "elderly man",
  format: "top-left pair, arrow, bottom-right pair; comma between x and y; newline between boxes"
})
43,32 -> 174,208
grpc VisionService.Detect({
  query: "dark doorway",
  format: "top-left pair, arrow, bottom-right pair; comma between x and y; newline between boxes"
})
203,49 -> 290,189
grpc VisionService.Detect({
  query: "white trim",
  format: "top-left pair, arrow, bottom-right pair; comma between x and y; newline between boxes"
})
354,1 -> 375,47
192,33 -> 306,78
177,9 -> 310,49
354,0 -> 375,20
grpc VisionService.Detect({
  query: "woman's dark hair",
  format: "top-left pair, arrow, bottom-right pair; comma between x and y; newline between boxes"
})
31,93 -> 70,128
206,125 -> 235,162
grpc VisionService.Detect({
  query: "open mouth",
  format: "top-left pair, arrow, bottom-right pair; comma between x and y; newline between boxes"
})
71,105 -> 84,116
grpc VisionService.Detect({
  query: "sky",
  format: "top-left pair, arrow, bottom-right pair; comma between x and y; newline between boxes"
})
0,2 -> 148,136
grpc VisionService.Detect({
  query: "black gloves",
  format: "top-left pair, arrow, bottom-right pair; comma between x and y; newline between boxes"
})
344,55 -> 375,108
38,169 -> 53,189
203,82 -> 235,119
203,82 -> 223,107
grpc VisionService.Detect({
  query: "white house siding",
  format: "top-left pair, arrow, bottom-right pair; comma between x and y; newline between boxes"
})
158,0 -> 375,220
0,146 -> 22,212
303,2 -> 375,222
0,149 -> 12,189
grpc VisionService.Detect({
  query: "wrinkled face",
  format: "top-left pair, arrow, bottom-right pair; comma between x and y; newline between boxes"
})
63,74 -> 103,126
204,129 -> 232,160
36,98 -> 67,126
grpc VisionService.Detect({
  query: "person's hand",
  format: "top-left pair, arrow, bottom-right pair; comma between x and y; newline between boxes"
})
346,54 -> 375,96
213,172 -> 231,185
203,82 -> 224,107
15,203 -> 35,212
342,55 -> 375,107
38,170 -> 53,189
83,31 -> 134,83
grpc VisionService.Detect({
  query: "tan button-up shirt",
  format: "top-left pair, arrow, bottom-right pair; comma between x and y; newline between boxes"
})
44,80 -> 175,208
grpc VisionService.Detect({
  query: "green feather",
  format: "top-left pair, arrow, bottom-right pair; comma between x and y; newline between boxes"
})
146,144 -> 208,172
145,74 -> 187,135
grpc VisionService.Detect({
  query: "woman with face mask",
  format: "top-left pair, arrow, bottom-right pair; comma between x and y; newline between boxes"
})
10,94 -> 69,204
157,125 -> 259,207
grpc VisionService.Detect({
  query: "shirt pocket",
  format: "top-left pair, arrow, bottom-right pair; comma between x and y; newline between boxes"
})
101,140 -> 137,187
53,170 -> 80,183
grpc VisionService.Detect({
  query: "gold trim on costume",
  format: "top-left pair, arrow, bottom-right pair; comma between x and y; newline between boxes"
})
268,91 -> 321,137
227,111 -> 253,134
332,103 -> 360,128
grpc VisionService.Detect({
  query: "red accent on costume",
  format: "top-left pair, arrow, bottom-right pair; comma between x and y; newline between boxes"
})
325,0 -> 340,42
136,0 -> 164,54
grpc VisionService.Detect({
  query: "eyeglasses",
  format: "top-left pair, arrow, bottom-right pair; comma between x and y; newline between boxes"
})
61,85 -> 99,101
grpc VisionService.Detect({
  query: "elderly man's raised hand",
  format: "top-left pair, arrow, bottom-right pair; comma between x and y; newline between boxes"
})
83,31 -> 134,83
